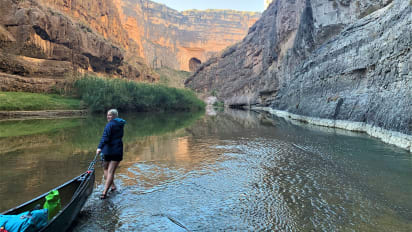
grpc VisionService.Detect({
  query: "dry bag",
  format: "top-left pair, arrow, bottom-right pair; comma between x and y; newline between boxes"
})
43,190 -> 61,220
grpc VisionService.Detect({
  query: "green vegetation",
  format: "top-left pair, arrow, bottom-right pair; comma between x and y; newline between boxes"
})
74,75 -> 205,112
155,67 -> 191,88
0,92 -> 82,111
213,101 -> 224,108
0,73 -> 204,113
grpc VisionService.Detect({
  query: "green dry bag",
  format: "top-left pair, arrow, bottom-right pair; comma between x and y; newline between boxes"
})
43,190 -> 61,220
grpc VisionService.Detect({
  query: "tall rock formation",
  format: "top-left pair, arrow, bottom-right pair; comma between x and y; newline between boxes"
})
186,0 -> 412,140
0,0 -> 155,92
116,0 -> 260,71
0,0 -> 260,92
40,0 -> 260,72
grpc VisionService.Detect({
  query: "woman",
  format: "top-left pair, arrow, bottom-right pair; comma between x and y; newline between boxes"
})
96,109 -> 126,199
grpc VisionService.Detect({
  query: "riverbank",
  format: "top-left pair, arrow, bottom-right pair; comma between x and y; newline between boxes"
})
74,76 -> 205,112
1,76 -> 206,118
0,91 -> 83,111
253,107 -> 412,153
0,91 -> 86,120
0,110 -> 88,121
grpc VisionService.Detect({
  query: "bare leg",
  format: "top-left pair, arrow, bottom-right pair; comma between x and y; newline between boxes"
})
103,161 -> 117,192
102,161 -> 120,196
103,161 -> 109,182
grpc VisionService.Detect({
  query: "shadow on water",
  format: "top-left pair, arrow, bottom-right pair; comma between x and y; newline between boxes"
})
1,109 -> 412,231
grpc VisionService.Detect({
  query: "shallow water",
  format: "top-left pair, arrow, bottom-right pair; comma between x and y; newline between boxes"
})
1,109 -> 411,231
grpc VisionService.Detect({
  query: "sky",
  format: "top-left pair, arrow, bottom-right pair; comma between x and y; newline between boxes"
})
150,0 -> 264,12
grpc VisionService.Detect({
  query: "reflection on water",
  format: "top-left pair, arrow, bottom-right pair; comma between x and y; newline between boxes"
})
0,111 -> 202,212
1,109 -> 412,231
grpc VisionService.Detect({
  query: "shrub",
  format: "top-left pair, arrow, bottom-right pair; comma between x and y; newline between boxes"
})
213,101 -> 224,108
74,75 -> 205,112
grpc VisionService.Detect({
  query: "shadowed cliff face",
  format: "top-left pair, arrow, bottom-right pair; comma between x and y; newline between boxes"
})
0,0 -> 156,92
186,0 -> 412,136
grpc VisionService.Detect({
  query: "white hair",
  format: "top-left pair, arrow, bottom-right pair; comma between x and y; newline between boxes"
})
107,109 -> 118,117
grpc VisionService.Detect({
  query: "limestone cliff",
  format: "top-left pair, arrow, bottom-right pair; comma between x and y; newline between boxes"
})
39,0 -> 260,72
0,0 -> 156,92
116,0 -> 260,71
186,0 -> 412,139
0,0 -> 259,92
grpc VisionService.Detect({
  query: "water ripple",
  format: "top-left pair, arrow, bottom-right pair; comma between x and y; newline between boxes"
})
71,111 -> 412,231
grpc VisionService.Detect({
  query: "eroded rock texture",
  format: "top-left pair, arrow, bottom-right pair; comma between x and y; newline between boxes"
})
186,0 -> 411,135
26,0 -> 260,72
116,0 -> 260,71
0,0 -> 258,91
0,0 -> 155,92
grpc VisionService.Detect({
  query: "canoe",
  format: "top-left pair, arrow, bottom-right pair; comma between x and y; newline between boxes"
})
1,169 -> 95,231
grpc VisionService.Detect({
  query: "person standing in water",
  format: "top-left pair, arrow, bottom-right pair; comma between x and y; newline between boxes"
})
96,109 -> 126,199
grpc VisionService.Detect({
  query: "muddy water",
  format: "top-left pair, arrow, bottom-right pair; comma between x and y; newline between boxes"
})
1,109 -> 411,231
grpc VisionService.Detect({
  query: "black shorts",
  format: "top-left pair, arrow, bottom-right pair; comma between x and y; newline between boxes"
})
103,154 -> 123,162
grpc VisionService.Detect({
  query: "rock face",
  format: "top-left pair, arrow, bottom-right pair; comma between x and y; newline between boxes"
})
186,0 -> 412,136
0,0 -> 155,92
0,0 -> 259,91
116,0 -> 261,71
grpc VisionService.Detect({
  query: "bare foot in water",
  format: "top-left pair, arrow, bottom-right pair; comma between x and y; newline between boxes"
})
110,183 -> 117,192
100,192 -> 107,200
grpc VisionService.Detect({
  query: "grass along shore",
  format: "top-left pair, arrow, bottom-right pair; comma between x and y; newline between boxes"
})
0,75 -> 205,113
74,75 -> 205,112
0,92 -> 83,111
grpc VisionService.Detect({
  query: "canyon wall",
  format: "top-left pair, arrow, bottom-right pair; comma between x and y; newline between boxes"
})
0,0 -> 259,92
44,0 -> 260,72
186,0 -> 412,138
116,0 -> 260,71
0,0 -> 155,92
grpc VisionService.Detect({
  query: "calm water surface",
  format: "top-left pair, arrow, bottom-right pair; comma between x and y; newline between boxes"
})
0,109 -> 411,231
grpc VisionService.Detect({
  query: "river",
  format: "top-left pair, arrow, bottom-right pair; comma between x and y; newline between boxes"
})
0,109 -> 411,231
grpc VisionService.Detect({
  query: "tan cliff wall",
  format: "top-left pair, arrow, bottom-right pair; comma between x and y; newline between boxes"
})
38,0 -> 130,49
117,0 -> 261,71
0,0 -> 156,92
0,0 -> 260,92
16,0 -> 260,72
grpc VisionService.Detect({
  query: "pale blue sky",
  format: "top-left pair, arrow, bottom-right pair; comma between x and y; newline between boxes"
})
151,0 -> 264,12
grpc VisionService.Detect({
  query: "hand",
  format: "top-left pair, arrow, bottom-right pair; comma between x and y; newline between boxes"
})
96,148 -> 101,155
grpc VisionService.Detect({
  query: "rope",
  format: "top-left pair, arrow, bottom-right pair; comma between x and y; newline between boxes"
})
72,153 -> 99,197
87,153 -> 100,171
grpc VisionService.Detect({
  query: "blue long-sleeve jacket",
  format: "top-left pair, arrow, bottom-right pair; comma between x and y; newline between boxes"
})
98,118 -> 126,155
